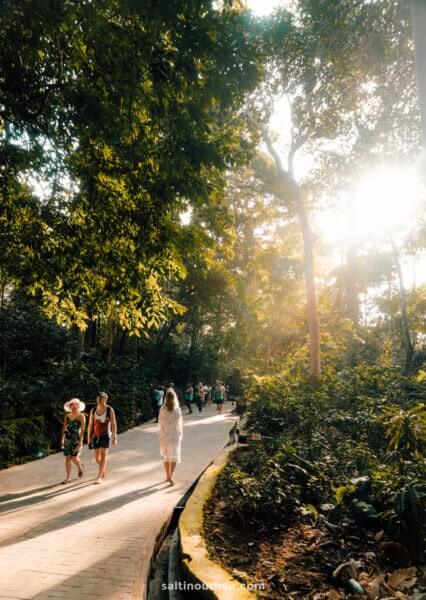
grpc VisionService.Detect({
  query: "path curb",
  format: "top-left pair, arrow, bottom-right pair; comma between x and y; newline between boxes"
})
178,444 -> 255,600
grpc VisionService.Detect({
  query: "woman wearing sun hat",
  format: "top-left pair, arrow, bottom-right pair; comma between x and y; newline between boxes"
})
61,398 -> 86,484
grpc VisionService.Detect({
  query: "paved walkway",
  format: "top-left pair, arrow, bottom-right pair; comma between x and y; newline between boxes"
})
0,404 -> 235,600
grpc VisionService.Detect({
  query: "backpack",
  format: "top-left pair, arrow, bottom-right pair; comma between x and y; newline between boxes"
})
214,387 -> 223,401
91,406 -> 111,421
154,389 -> 163,404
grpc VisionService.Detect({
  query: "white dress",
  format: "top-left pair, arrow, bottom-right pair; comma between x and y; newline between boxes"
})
158,406 -> 183,463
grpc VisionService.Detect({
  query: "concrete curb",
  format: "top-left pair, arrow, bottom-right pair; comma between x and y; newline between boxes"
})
178,444 -> 255,600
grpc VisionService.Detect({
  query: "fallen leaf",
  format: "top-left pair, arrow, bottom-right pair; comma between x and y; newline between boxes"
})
375,530 -> 385,541
387,567 -> 417,591
363,574 -> 384,599
327,591 -> 343,600
312,592 -> 342,600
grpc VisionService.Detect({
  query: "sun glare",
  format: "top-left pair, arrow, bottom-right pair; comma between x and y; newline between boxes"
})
318,166 -> 420,246
349,167 -> 419,239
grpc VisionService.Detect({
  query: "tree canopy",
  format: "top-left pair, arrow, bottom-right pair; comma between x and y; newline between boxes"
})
1,1 -> 425,480
1,0 -> 262,332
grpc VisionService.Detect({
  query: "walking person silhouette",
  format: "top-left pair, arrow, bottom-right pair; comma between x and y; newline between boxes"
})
87,392 -> 117,484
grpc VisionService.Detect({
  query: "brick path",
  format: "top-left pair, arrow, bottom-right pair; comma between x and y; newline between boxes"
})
0,404 -> 235,600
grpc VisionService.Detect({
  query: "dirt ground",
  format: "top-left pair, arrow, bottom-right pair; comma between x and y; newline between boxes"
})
205,497 -> 426,599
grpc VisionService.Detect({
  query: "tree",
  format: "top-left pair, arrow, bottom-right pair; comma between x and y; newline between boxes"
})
0,0 -> 262,334
245,0 -> 420,381
255,119 -> 321,380
411,0 -> 426,147
142,152 -> 305,381
223,155 -> 305,369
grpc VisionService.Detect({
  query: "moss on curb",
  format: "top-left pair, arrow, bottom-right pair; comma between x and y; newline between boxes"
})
179,445 -> 255,600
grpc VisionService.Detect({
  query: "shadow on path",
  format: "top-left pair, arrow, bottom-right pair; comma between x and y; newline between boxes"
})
29,536 -> 152,600
0,481 -> 169,549
0,480 -> 96,515
0,483 -> 62,503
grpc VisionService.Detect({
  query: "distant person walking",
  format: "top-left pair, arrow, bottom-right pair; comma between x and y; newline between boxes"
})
195,382 -> 204,413
87,392 -> 117,484
213,380 -> 225,414
158,388 -> 183,485
204,383 -> 210,405
153,383 -> 164,423
184,383 -> 194,414
61,398 -> 86,484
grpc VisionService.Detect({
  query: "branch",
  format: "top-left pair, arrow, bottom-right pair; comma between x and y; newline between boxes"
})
246,112 -> 289,181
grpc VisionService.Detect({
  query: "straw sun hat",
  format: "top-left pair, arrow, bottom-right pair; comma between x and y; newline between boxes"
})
63,398 -> 86,412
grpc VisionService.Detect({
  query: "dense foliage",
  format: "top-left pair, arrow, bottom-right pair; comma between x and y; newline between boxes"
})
0,294 -> 156,467
208,364 -> 426,567
1,16 -> 425,598
0,0 -> 262,332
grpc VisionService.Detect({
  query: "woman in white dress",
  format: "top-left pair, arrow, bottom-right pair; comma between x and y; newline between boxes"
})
158,388 -> 183,485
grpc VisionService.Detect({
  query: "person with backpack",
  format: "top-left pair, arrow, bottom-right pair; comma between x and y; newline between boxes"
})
87,392 -> 117,484
183,383 -> 193,414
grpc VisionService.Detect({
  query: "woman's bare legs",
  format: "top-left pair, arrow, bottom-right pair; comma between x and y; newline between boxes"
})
94,448 -> 108,483
163,461 -> 171,482
169,461 -> 176,485
94,448 -> 102,483
63,456 -> 72,483
94,447 -> 101,483
94,448 -> 102,467
71,456 -> 84,477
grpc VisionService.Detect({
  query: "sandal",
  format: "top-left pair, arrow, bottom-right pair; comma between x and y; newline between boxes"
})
78,464 -> 84,478
61,478 -> 71,484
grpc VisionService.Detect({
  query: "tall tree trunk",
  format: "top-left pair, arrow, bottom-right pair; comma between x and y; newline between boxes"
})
84,308 -> 97,349
0,270 -> 6,309
411,0 -> 426,148
117,329 -> 127,355
262,133 -> 321,381
390,238 -> 414,374
187,326 -> 199,383
2,337 -> 7,379
345,247 -> 360,324
290,181 -> 321,380
105,317 -> 115,363
153,317 -> 179,358
84,320 -> 97,349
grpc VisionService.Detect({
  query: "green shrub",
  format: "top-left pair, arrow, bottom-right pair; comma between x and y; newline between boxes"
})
223,365 -> 426,562
209,446 -> 300,526
0,416 -> 51,468
0,355 -> 154,467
